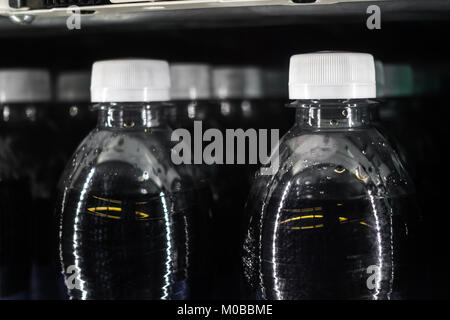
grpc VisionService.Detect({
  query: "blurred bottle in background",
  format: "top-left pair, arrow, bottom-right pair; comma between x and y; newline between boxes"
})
168,63 -> 219,131
210,66 -> 268,299
381,64 -> 415,141
0,69 -> 66,300
55,71 -> 96,161
372,60 -> 411,172
168,63 -> 217,297
0,69 -> 36,299
262,68 -> 291,134
57,59 -> 202,299
383,61 -> 450,298
212,66 -> 267,130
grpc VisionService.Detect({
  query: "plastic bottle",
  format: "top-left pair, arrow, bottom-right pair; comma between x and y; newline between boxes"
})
57,59 -> 201,299
210,66 -> 266,298
243,52 -> 423,300
212,66 -> 266,130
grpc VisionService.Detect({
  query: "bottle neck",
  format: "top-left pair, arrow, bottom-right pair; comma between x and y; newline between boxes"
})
292,99 -> 375,130
96,102 -> 168,129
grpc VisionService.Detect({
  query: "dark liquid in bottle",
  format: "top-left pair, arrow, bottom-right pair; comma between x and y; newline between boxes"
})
59,188 -> 199,300
243,168 -> 423,299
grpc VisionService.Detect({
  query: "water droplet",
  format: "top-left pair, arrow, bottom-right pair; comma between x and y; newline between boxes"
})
330,119 -> 338,126
342,109 -> 348,117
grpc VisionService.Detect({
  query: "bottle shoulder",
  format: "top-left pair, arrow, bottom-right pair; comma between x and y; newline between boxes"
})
255,126 -> 414,203
59,128 -> 195,195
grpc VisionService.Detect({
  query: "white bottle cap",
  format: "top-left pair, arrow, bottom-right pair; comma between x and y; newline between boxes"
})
289,52 -> 376,100
170,63 -> 211,100
56,71 -> 91,103
91,59 -> 170,103
212,66 -> 263,99
0,69 -> 51,103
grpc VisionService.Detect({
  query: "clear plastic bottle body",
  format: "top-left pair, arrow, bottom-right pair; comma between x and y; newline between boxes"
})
243,100 -> 423,300
57,103 -> 203,300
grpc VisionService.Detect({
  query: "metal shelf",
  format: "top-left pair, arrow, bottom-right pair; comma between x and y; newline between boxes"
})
1,0 -> 450,35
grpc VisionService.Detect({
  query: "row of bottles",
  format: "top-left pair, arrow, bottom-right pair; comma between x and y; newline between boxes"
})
0,63 -> 287,299
0,52 -> 445,299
